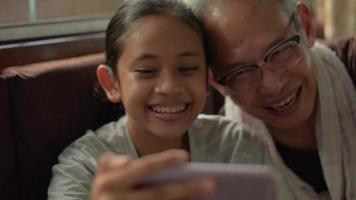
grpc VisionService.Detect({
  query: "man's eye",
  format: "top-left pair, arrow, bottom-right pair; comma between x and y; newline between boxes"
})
269,44 -> 295,64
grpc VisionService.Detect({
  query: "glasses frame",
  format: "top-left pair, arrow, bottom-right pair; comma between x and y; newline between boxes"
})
218,33 -> 302,84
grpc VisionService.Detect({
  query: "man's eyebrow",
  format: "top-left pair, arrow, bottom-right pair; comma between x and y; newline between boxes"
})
264,31 -> 289,53
221,33 -> 288,70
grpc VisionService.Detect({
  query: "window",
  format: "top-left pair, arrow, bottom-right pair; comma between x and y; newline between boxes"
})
0,0 -> 122,43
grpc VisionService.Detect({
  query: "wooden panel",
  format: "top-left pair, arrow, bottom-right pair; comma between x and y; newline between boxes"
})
0,32 -> 105,69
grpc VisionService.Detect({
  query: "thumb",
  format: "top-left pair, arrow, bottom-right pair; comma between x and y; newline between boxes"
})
97,153 -> 132,174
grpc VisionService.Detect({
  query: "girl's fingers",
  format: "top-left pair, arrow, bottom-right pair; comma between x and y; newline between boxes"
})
122,149 -> 189,187
131,178 -> 216,200
97,153 -> 132,174
92,151 -> 215,200
95,149 -> 189,191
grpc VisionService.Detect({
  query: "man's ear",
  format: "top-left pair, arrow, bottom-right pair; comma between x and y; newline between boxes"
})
208,69 -> 227,96
96,65 -> 121,103
297,2 -> 316,47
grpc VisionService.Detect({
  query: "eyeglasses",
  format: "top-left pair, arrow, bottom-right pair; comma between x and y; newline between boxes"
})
217,33 -> 302,95
217,15 -> 303,95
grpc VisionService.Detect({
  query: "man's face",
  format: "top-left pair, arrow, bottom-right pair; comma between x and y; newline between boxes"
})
204,0 -> 317,131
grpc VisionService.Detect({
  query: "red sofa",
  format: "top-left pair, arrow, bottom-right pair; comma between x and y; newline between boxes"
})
0,53 -> 121,200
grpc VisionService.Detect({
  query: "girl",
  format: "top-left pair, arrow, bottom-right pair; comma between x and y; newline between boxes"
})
48,0 -> 250,199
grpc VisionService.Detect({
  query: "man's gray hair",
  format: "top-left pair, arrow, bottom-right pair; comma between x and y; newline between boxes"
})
189,0 -> 299,18
186,0 -> 302,68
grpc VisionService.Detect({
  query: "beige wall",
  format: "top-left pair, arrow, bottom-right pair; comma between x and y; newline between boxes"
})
37,0 -> 121,21
0,0 -> 123,41
317,0 -> 356,39
1,0 -> 355,40
0,0 -> 121,25
0,0 -> 29,25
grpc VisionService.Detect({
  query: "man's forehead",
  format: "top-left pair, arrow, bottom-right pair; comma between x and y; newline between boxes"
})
206,0 -> 285,21
206,0 -> 278,13
203,0 -> 289,42
202,0 -> 292,73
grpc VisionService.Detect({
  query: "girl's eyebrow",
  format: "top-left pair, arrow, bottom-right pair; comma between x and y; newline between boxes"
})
134,54 -> 157,62
134,51 -> 201,62
177,51 -> 200,57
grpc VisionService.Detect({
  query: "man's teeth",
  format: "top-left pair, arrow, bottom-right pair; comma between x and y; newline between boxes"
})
270,92 -> 297,111
152,104 -> 186,114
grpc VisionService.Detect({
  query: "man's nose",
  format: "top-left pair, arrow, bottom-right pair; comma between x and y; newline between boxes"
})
258,67 -> 283,95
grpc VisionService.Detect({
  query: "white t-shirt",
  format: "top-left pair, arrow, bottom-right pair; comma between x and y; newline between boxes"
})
47,114 -> 258,200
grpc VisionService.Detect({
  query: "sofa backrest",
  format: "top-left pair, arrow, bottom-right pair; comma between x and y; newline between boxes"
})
1,53 -> 122,200
0,73 -> 20,200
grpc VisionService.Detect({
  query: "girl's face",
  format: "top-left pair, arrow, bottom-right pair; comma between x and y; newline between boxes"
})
114,15 -> 207,145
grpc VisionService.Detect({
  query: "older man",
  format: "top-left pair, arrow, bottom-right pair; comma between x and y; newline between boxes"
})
191,0 -> 356,199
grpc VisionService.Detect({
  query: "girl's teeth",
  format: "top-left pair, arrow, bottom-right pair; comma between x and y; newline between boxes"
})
152,104 -> 186,114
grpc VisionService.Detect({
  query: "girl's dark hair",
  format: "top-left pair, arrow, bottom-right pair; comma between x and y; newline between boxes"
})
105,0 -> 206,73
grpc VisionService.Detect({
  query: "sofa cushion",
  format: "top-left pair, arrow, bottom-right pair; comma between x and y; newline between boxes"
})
2,53 -> 122,200
0,73 -> 20,200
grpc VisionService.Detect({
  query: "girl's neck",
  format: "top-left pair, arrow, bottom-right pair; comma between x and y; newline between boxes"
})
268,117 -> 317,151
130,131 -> 189,157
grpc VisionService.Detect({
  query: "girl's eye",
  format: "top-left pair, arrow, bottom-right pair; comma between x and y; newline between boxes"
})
134,68 -> 157,74
179,66 -> 198,73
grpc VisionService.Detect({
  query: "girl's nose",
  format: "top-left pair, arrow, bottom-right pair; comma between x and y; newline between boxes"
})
155,73 -> 184,95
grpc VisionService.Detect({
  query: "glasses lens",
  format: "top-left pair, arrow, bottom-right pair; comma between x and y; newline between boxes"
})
267,41 -> 301,70
226,67 -> 260,94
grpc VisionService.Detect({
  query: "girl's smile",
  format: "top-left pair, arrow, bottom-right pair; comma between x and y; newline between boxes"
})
149,103 -> 190,121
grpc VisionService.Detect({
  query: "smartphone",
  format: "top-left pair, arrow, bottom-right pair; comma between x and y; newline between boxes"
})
138,162 -> 276,200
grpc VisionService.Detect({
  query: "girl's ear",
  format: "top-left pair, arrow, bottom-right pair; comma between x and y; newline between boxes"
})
297,2 -> 316,47
96,65 -> 121,103
208,69 -> 227,97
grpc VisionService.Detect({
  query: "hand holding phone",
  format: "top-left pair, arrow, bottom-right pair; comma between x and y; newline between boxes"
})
91,150 -> 213,200
138,162 -> 277,200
